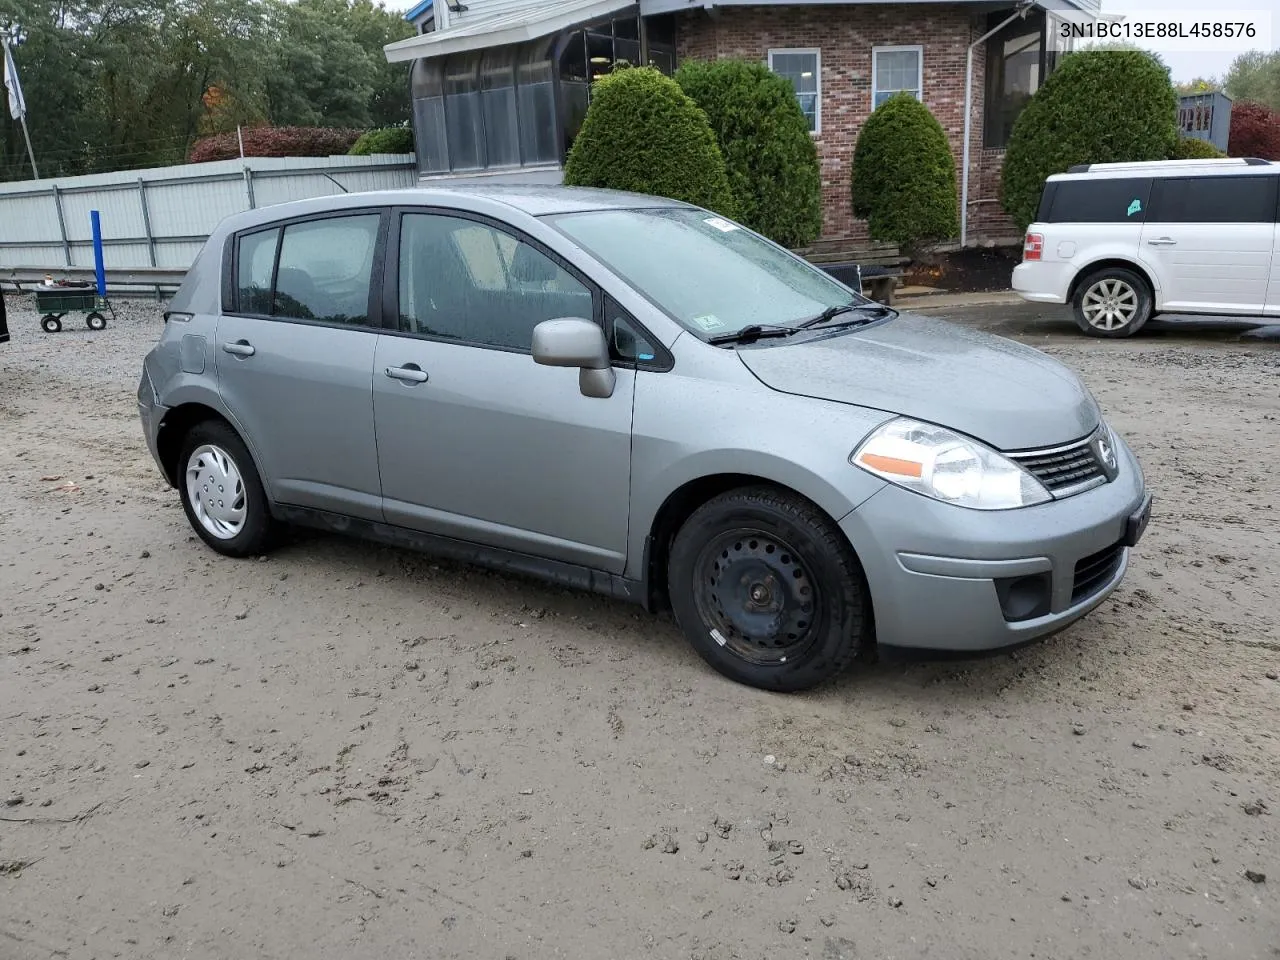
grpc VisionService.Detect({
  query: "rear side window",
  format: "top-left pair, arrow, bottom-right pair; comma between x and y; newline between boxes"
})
1148,175 -> 1279,224
236,228 -> 279,315
273,215 -> 382,324
1046,178 -> 1153,223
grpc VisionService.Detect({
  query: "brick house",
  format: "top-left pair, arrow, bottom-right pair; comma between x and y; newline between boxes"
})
383,0 -> 1098,246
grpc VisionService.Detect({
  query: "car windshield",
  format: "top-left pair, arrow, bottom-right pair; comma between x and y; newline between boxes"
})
546,207 -> 866,338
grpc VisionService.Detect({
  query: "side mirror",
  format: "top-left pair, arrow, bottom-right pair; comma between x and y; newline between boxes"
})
531,318 -> 615,399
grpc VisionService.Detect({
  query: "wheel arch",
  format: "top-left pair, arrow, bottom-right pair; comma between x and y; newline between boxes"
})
642,472 -> 872,615
156,402 -> 242,488
1068,258 -> 1159,310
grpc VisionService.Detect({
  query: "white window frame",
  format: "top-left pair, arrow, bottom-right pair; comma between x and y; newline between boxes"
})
871,44 -> 924,110
768,47 -> 822,135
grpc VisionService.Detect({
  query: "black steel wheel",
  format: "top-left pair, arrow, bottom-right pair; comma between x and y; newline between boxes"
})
667,486 -> 870,692
86,312 -> 107,331
41,314 -> 62,333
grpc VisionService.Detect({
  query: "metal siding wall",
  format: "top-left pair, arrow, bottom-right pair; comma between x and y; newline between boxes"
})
0,156 -> 416,274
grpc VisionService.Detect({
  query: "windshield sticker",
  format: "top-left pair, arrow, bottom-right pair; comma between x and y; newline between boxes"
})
691,314 -> 725,331
703,217 -> 739,233
1127,198 -> 1142,217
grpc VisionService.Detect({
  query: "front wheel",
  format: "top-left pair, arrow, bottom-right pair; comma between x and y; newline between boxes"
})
178,420 -> 277,558
86,312 -> 107,331
41,315 -> 62,333
667,486 -> 870,692
1072,267 -> 1152,338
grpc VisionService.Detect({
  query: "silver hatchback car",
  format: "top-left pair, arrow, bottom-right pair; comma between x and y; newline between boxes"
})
138,186 -> 1152,692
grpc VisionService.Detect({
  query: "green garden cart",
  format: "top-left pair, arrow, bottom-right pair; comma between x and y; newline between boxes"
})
35,284 -> 113,333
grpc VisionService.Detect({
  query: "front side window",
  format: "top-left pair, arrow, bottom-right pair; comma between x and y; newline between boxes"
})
398,213 -> 594,351
236,227 -> 279,314
768,49 -> 820,133
273,214 -> 381,324
872,46 -> 923,109
549,207 -> 863,339
1148,175 -> 1279,224
1045,178 -> 1153,224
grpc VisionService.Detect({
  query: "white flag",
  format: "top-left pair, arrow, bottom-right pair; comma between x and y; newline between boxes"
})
4,42 -> 26,121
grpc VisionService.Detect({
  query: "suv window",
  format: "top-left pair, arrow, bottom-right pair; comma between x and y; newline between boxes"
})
397,213 -> 594,351
1148,175 -> 1279,224
1045,178 -> 1153,223
237,227 -> 279,315
273,215 -> 382,324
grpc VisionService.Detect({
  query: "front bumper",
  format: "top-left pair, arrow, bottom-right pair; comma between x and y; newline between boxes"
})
841,435 -> 1149,653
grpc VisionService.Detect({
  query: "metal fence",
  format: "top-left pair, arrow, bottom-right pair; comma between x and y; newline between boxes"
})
0,154 -> 417,278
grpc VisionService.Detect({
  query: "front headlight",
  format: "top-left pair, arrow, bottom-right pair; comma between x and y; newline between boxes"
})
851,417 -> 1052,510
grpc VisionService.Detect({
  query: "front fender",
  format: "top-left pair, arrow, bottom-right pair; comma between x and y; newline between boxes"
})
625,372 -> 892,579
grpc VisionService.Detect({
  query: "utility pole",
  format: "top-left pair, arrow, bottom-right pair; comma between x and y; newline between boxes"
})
1,22 -> 39,179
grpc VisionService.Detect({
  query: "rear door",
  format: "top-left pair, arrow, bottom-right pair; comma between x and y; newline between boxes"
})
216,210 -> 388,521
1267,181 -> 1280,316
1141,174 -> 1278,315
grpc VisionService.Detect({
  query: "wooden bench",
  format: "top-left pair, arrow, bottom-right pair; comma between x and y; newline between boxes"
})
792,239 -> 908,305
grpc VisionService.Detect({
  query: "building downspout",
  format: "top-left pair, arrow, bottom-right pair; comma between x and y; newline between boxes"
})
961,0 -> 1035,247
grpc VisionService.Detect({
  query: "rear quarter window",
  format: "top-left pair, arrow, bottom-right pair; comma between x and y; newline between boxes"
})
1045,177 -> 1153,223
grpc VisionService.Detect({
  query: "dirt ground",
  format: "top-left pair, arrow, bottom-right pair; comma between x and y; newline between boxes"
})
2,295 -> 1278,960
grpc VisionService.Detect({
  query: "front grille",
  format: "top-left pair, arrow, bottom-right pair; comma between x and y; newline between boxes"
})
1009,435 -> 1105,495
1071,540 -> 1125,604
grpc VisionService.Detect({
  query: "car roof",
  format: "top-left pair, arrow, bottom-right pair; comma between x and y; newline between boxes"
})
214,184 -> 689,234
1047,158 -> 1277,182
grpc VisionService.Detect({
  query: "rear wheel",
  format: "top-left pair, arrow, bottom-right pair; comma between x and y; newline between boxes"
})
41,315 -> 62,333
1072,266 -> 1152,338
667,486 -> 869,692
178,420 -> 277,557
86,312 -> 107,331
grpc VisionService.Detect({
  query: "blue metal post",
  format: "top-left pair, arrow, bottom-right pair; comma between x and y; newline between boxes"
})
90,209 -> 106,298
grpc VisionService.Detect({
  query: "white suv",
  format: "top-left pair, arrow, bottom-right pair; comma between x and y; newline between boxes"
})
1011,158 -> 1280,337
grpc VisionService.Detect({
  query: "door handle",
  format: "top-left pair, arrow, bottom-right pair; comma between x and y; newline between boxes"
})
1146,237 -> 1177,246
222,340 -> 255,357
384,364 -> 428,384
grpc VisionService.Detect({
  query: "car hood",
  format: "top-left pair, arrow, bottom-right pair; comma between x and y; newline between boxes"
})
736,313 -> 1099,451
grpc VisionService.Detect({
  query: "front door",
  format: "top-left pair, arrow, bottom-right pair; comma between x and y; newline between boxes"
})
215,212 -> 386,520
372,210 -> 634,572
1141,174 -> 1278,315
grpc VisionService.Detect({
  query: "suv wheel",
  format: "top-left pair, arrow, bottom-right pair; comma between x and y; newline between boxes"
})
667,486 -> 869,692
1072,266 -> 1152,338
178,420 -> 276,557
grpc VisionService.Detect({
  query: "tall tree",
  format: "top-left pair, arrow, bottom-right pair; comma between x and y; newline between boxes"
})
1224,50 -> 1280,111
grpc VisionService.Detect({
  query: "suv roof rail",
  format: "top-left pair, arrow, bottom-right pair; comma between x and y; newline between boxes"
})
1060,157 -> 1272,176
1244,157 -> 1273,165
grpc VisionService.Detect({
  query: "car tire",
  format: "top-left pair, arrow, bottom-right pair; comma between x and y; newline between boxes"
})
667,486 -> 870,692
177,419 -> 277,558
1072,266 -> 1152,338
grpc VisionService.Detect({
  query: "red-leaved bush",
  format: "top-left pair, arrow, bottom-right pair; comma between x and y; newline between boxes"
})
1226,101 -> 1280,161
188,126 -> 366,163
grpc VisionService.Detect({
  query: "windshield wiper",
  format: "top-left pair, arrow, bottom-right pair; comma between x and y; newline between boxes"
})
797,302 -> 896,330
706,324 -> 799,345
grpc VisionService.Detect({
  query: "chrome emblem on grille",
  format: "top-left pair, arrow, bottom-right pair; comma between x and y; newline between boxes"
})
1094,432 -> 1119,479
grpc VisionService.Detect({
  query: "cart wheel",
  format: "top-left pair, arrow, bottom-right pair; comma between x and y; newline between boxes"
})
86,312 -> 107,331
41,315 -> 62,333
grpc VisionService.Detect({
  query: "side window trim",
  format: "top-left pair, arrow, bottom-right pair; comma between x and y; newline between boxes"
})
384,205 -> 605,354
225,206 -> 392,331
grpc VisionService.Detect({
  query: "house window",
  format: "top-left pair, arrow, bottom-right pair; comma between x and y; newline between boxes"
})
768,49 -> 821,133
984,9 -> 1049,148
872,45 -> 923,109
